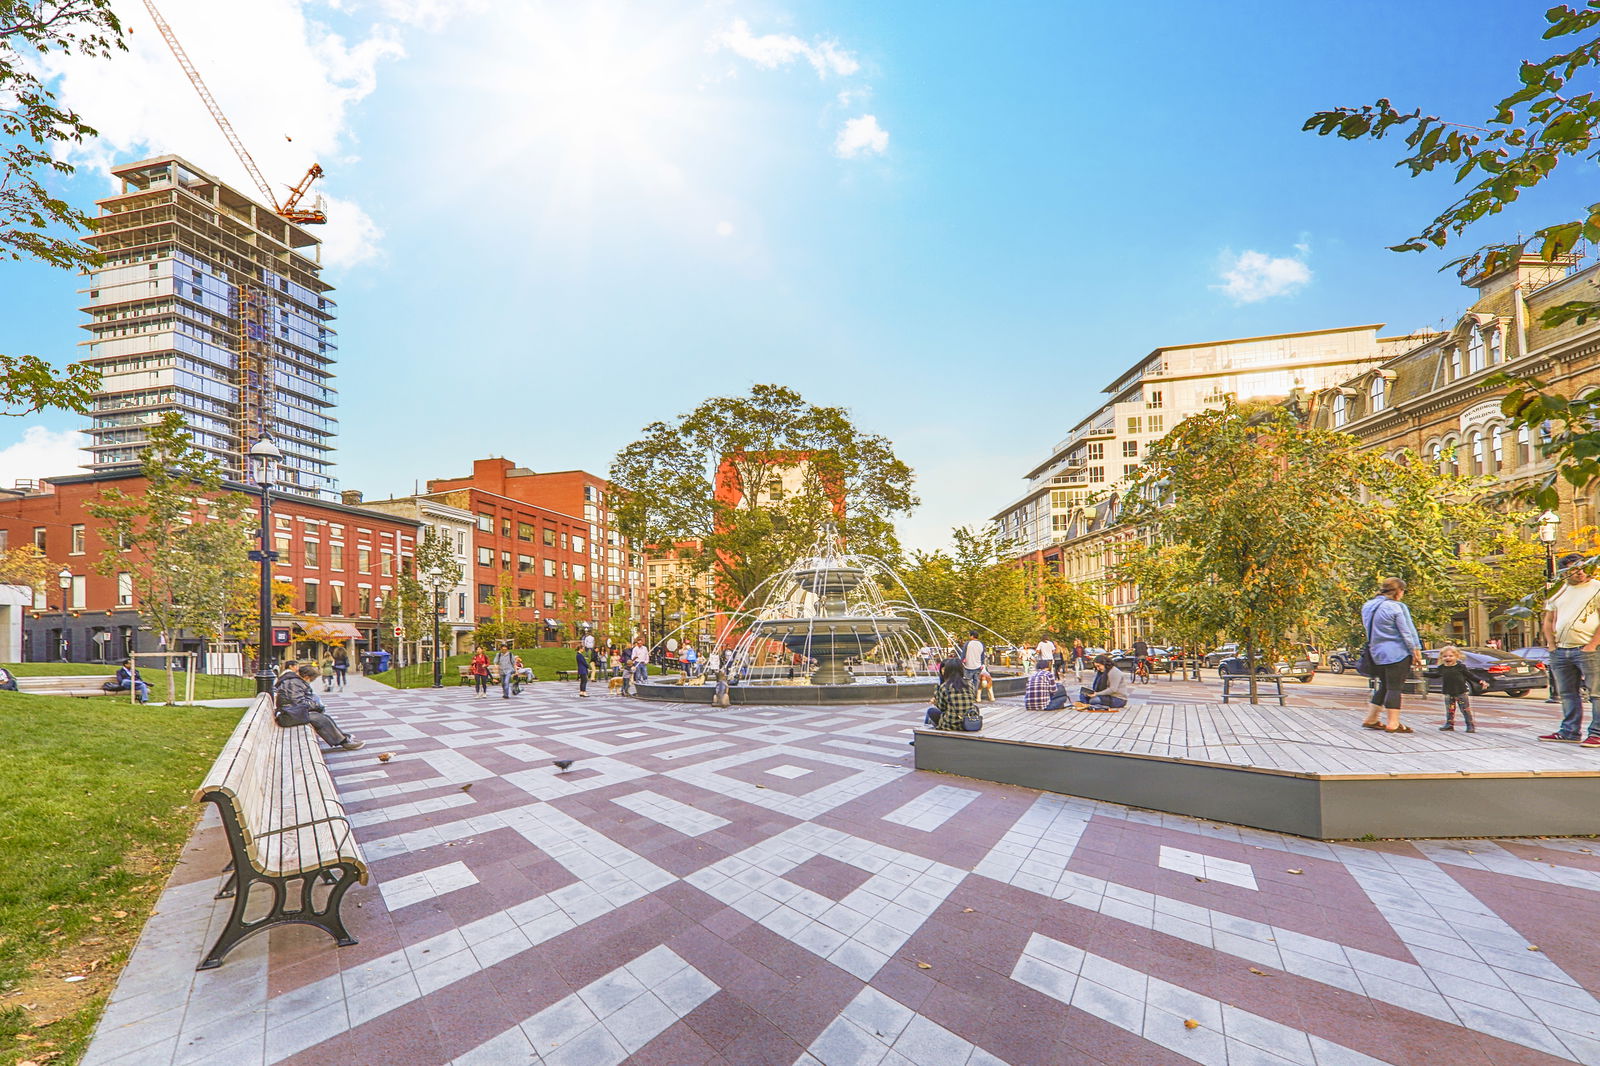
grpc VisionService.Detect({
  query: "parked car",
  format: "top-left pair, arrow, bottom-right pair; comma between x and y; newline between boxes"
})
1204,643 -> 1240,667
1110,646 -> 1172,674
1419,647 -> 1546,697
1511,646 -> 1551,670
1325,648 -> 1358,674
1217,647 -> 1317,683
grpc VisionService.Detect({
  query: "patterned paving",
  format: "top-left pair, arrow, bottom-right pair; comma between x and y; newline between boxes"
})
81,681 -> 1600,1066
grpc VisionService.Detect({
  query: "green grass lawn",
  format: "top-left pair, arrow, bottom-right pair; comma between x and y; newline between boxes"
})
0,692 -> 243,1065
3,664 -> 256,704
369,646 -> 661,689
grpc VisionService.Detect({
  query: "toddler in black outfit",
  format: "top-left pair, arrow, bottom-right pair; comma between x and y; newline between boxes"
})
1437,645 -> 1476,733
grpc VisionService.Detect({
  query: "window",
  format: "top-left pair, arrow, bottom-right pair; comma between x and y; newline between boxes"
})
543,528 -> 556,547
1148,415 -> 1163,433
518,522 -> 534,541
476,546 -> 492,567
358,587 -> 371,615
1050,489 -> 1071,509
455,530 -> 466,553
33,527 -> 45,551
476,512 -> 493,533
478,583 -> 494,604
380,551 -> 393,576
276,515 -> 292,531
117,572 -> 133,606
330,585 -> 344,614
1467,329 -> 1486,373
543,591 -> 556,608
561,562 -> 569,579
457,592 -> 467,618
304,581 -> 319,613
1332,393 -> 1347,427
519,554 -> 534,573
1469,431 -> 1485,475
518,588 -> 535,607
1145,390 -> 1163,410
767,478 -> 785,502
501,550 -> 511,568
1127,416 -> 1141,434
497,515 -> 510,538
1087,442 -> 1105,461
1491,426 -> 1504,468
274,535 -> 291,557
329,524 -> 343,539
1087,466 -> 1105,483
560,533 -> 568,550
1517,426 -> 1532,466
1488,329 -> 1504,365
1121,441 -> 1138,458
70,575 -> 85,610
330,543 -> 345,571
305,541 -> 320,567
1448,347 -> 1462,379
357,548 -> 371,574
574,564 -> 586,582
543,559 -> 556,577
70,524 -> 85,555
573,535 -> 585,554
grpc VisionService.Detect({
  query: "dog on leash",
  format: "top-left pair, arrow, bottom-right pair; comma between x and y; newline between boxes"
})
977,671 -> 995,702
607,675 -> 626,694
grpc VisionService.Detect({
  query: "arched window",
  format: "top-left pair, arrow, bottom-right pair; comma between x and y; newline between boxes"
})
1469,431 -> 1485,475
1488,328 -> 1504,365
1443,437 -> 1461,476
1332,392 -> 1347,426
1467,330 -> 1486,373
1371,374 -> 1386,412
1490,425 -> 1504,470
1517,426 -> 1532,466
1430,441 -> 1445,474
1448,347 -> 1462,379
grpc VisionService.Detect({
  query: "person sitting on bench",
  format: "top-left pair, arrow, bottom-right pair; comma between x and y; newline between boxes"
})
275,663 -> 363,750
1079,654 -> 1129,709
111,658 -> 149,703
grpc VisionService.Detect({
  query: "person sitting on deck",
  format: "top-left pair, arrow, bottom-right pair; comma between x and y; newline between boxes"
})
1025,658 -> 1068,710
275,663 -> 363,750
1078,654 -> 1129,709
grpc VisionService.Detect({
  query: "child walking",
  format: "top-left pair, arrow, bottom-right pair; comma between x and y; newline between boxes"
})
1437,645 -> 1476,733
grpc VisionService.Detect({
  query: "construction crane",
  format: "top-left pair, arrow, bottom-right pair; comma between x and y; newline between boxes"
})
141,0 -> 327,225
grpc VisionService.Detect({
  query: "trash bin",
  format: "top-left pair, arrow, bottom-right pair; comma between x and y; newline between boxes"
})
374,650 -> 392,674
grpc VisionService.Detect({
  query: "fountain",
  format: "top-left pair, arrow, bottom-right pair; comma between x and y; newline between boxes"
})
632,528 -> 1029,705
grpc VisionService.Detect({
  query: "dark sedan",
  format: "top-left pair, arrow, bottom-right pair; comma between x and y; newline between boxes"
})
1420,647 -> 1546,697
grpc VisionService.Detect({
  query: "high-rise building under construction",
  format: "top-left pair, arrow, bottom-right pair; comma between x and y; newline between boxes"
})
79,154 -> 337,495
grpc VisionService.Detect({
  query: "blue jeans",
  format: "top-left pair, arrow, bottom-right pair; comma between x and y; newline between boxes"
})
634,662 -> 648,684
964,667 -> 982,688
114,680 -> 149,702
1549,646 -> 1600,737
500,672 -> 514,698
1044,692 -> 1068,710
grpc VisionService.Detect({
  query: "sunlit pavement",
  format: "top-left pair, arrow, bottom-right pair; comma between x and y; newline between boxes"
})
82,682 -> 1600,1066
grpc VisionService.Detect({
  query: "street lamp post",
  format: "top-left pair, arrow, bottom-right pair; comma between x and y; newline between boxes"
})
248,438 -> 282,695
1539,509 -> 1561,579
373,595 -> 385,674
432,590 -> 444,688
57,568 -> 71,662
655,591 -> 666,648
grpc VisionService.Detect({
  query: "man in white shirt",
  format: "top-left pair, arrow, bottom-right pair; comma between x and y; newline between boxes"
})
1034,637 -> 1056,669
961,630 -> 985,688
630,638 -> 650,686
1541,552 -> 1600,744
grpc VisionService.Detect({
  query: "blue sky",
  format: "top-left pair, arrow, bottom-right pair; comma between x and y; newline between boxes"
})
0,0 -> 1563,549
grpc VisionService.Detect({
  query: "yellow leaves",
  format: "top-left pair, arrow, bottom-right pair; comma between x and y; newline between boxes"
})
916,961 -> 932,969
1184,1019 -> 1201,1030
1287,869 -> 1304,876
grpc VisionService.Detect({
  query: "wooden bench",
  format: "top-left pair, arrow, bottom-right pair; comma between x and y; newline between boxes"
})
192,693 -> 367,969
1220,672 -> 1287,706
16,675 -> 125,699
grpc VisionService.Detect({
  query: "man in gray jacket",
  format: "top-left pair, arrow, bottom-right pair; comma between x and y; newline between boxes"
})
275,663 -> 363,749
495,642 -> 518,698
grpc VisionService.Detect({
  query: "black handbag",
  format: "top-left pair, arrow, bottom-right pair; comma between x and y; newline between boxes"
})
962,711 -> 983,731
1355,605 -> 1379,677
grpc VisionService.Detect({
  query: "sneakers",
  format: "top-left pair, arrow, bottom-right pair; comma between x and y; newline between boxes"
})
337,737 -> 365,751
1582,736 -> 1600,748
1538,732 -> 1582,743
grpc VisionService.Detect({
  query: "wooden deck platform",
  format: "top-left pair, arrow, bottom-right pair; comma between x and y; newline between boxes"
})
913,701 -> 1600,840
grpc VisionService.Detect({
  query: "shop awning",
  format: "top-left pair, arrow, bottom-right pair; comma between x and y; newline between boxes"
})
296,620 -> 362,639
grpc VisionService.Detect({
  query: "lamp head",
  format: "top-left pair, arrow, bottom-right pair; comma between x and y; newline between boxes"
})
1539,509 -> 1561,544
58,567 -> 71,588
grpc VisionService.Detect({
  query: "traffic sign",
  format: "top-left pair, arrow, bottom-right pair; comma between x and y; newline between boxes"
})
393,625 -> 404,637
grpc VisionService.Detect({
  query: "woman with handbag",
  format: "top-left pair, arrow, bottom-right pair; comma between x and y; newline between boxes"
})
1359,576 -> 1424,733
922,657 -> 980,731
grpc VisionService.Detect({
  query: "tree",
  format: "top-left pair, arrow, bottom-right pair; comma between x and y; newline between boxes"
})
0,542 -> 53,601
166,499 -> 254,649
1304,3 -> 1600,326
896,526 -> 1035,647
1115,403 -> 1495,701
413,526 -> 463,658
1030,566 -> 1111,645
84,413 -> 250,702
610,385 -> 918,607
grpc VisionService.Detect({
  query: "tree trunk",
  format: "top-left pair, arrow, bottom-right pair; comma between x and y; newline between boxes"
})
1245,632 -> 1259,705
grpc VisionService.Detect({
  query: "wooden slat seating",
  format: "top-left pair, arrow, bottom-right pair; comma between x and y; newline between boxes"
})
193,693 -> 367,970
1220,672 -> 1287,706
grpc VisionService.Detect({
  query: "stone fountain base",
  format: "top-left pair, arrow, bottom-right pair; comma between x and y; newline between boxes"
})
631,673 -> 1029,706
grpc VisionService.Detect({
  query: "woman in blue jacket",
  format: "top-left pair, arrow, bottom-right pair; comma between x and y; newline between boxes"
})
1359,577 -> 1424,733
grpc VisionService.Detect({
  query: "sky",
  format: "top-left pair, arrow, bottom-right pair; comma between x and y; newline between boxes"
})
0,0 -> 1577,551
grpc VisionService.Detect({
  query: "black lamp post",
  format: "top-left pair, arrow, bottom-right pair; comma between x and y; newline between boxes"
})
249,438 -> 282,694
432,590 -> 444,688
57,567 -> 71,662
1539,509 -> 1561,579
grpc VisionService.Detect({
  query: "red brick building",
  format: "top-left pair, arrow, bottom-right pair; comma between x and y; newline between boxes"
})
0,471 -> 420,663
424,458 -> 645,641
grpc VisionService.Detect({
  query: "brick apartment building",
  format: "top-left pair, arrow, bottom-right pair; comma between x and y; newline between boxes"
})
423,458 -> 645,642
0,470 -> 419,663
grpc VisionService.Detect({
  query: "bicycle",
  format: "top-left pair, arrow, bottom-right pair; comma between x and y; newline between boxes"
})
1133,657 -> 1152,683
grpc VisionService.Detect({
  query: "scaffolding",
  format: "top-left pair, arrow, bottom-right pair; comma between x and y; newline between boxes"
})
234,272 -> 273,464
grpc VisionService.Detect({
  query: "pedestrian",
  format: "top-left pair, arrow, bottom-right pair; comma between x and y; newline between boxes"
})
1540,552 -> 1600,745
961,629 -> 985,689
1436,645 -> 1479,733
1359,576 -> 1424,733
1070,639 -> 1087,675
332,647 -> 348,690
1034,635 -> 1056,670
469,645 -> 490,697
111,657 -> 149,703
275,663 -> 363,750
683,643 -> 699,677
630,637 -> 650,686
1078,653 -> 1130,709
319,654 -> 335,693
495,642 -> 517,699
922,657 -> 978,730
1025,658 -> 1068,710
575,645 -> 591,697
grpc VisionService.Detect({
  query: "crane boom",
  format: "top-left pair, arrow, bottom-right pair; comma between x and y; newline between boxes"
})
140,0 -> 326,225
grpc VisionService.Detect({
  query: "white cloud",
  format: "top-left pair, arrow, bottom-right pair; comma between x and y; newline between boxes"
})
834,114 -> 888,158
0,427 -> 89,488
1215,247 -> 1312,303
35,0 -> 438,270
710,18 -> 859,77
715,220 -> 735,237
